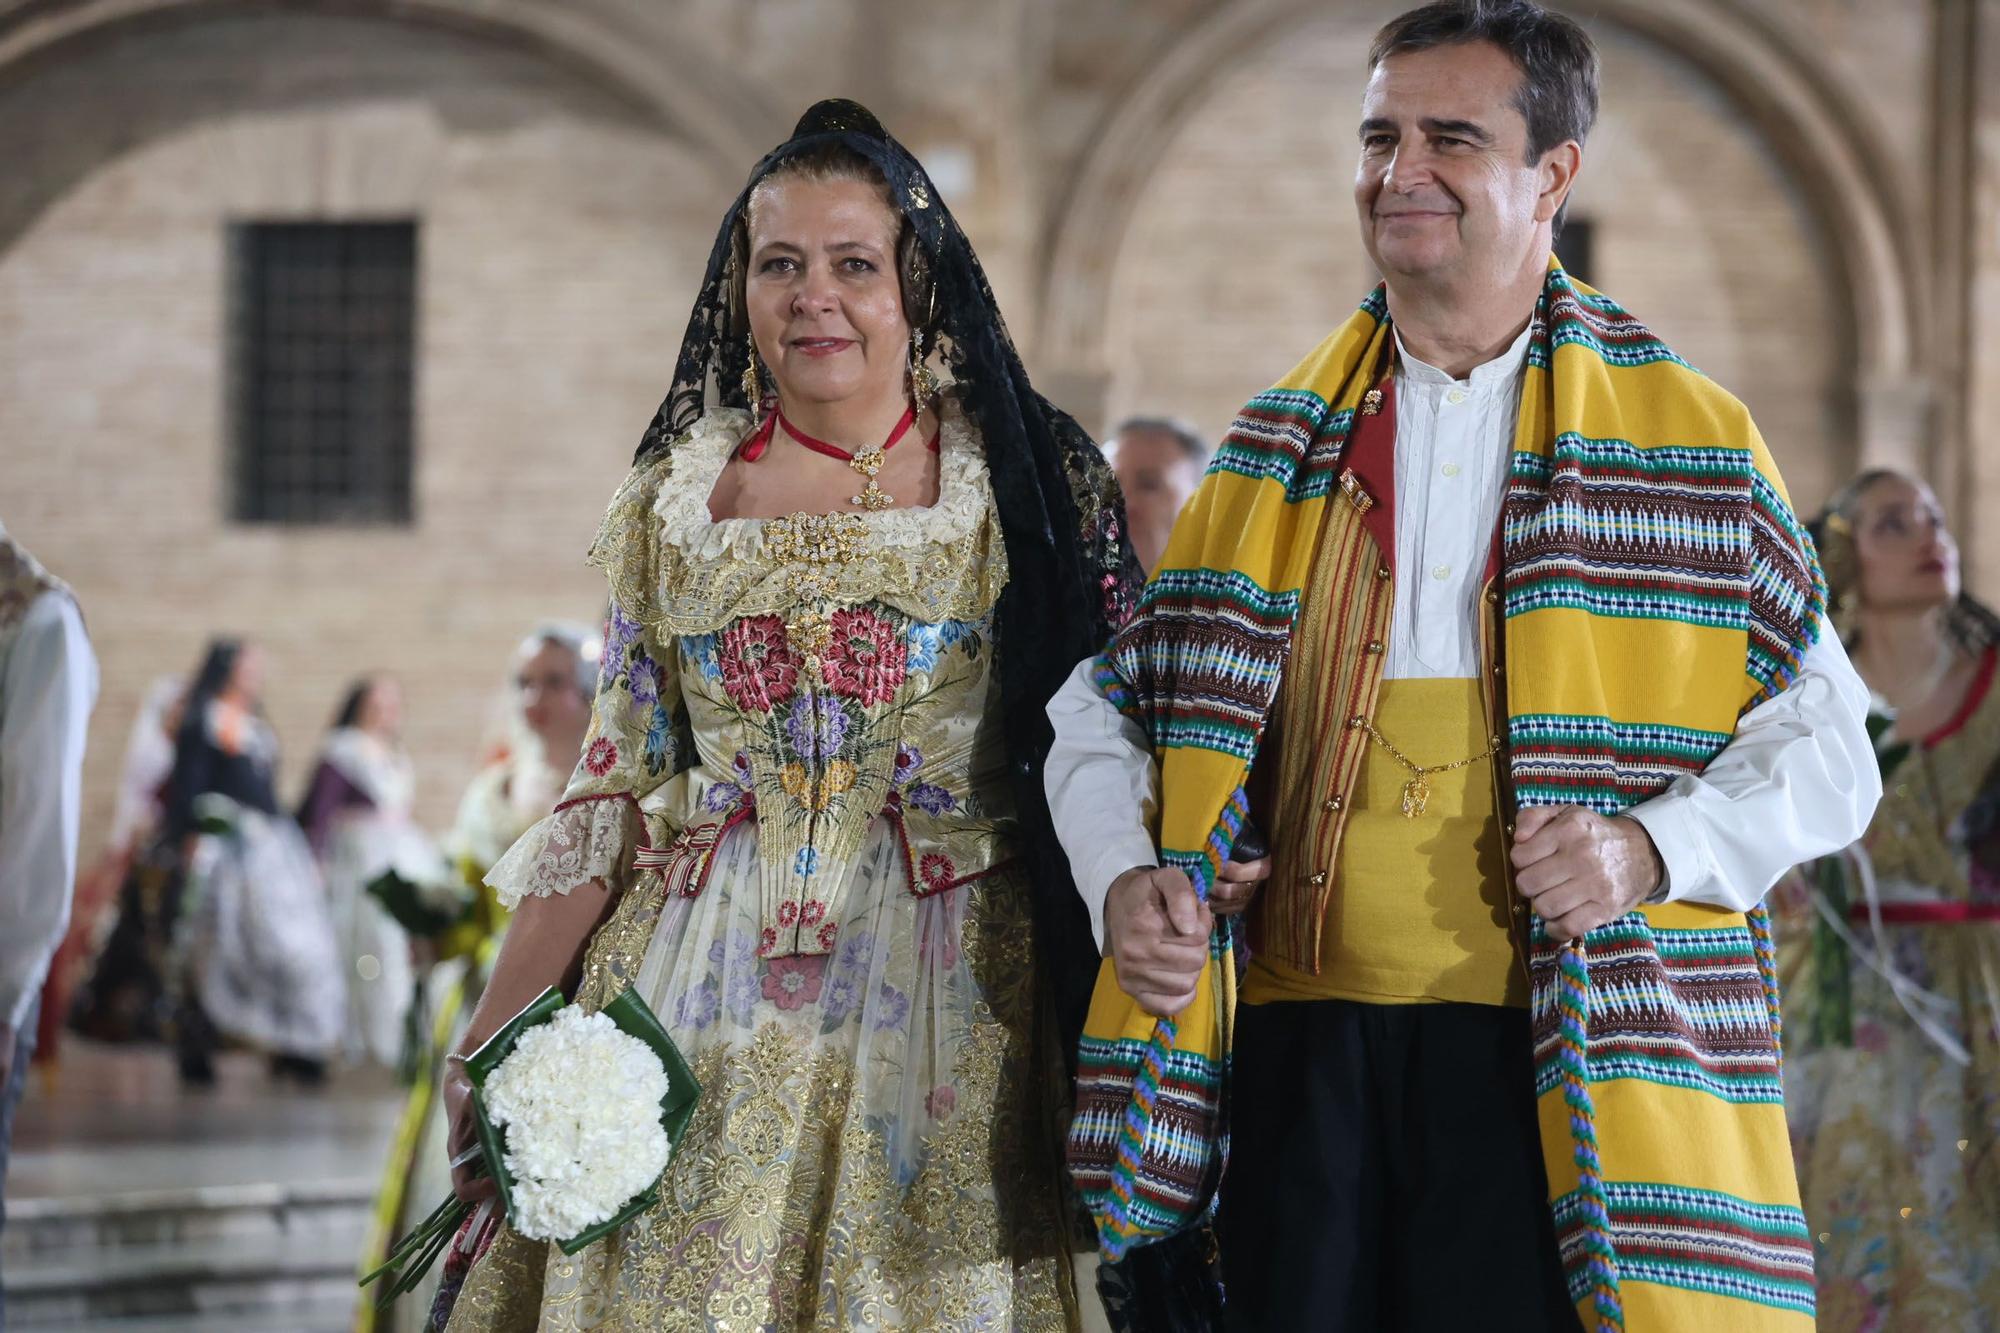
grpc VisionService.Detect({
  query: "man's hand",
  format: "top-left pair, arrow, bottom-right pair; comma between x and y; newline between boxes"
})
1509,805 -> 1664,942
1105,866 -> 1212,1018
1207,853 -> 1271,917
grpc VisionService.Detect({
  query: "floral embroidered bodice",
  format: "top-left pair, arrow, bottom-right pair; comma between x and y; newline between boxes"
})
488,395 -> 1017,958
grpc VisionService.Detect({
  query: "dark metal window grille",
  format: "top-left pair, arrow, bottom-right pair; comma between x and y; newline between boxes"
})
230,222 -> 416,524
1555,217 -> 1594,287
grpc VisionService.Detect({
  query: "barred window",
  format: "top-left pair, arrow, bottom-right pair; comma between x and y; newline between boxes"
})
230,222 -> 416,525
1555,217 -> 1594,287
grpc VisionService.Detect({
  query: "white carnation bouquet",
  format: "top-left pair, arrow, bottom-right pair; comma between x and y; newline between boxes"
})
363,986 -> 698,1302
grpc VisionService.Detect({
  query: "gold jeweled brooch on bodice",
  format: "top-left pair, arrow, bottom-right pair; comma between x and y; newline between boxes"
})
765,511 -> 871,674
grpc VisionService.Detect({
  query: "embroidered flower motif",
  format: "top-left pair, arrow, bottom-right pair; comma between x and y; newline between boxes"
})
835,931 -> 875,974
905,622 -> 943,674
821,759 -> 857,802
762,954 -> 825,1011
724,967 -> 760,1024
925,1085 -> 957,1119
604,603 -> 643,676
822,971 -> 860,1022
783,762 -> 854,814
627,653 -> 661,710
893,744 -> 923,785
821,608 -> 907,706
719,615 -> 800,713
583,737 -> 619,777
872,982 -> 910,1030
801,900 -> 826,927
780,763 -> 809,802
907,782 -> 957,816
793,847 -> 818,878
674,980 -> 720,1031
681,632 -> 724,682
758,926 -> 779,957
919,852 -> 957,892
777,899 -> 800,927
642,703 -> 675,777
816,922 -> 838,950
908,618 -> 978,674
784,694 -> 850,761
709,930 -> 756,971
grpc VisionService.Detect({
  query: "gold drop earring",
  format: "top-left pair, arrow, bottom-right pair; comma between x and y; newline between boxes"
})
908,330 -> 938,414
907,283 -> 939,414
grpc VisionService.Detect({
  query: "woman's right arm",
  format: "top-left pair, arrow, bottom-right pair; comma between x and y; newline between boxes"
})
442,877 -> 616,1203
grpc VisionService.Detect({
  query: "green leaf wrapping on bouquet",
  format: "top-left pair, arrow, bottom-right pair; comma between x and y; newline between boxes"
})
364,866 -> 474,938
466,985 -> 701,1257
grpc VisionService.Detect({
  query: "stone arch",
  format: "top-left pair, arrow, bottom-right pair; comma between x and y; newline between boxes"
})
0,0 -> 788,247
1040,0 -> 1923,466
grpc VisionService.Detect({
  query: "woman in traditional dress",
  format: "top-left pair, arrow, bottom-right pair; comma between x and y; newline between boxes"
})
1775,469 -> 2000,1328
298,675 -> 436,1068
434,101 -> 1138,1332
58,675 -> 182,1055
360,626 -> 596,1333
167,638 -> 345,1084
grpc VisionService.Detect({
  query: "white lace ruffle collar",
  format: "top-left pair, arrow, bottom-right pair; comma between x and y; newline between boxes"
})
654,393 -> 991,562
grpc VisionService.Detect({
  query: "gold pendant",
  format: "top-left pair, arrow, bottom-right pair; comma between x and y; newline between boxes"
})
851,480 -> 894,511
1400,774 -> 1430,819
848,449 -> 892,510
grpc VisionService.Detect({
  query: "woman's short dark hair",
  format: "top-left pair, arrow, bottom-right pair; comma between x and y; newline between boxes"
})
1368,1 -> 1600,161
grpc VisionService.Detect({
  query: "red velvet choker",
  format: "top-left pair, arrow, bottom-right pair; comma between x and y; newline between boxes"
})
737,403 -> 939,510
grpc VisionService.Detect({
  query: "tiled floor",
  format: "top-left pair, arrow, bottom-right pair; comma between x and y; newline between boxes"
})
10,1041 -> 403,1203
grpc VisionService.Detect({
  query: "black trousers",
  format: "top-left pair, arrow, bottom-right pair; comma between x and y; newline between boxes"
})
1217,999 -> 1580,1332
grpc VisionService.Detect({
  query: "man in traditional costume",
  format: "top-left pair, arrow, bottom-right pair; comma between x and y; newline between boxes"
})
1047,3 -> 1880,1329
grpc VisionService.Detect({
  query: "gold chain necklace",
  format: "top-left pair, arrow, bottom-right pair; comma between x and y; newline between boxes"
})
1362,722 -> 1502,818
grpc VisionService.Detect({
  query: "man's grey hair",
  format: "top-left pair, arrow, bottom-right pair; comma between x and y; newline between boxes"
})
1112,416 -> 1209,465
520,620 -> 602,699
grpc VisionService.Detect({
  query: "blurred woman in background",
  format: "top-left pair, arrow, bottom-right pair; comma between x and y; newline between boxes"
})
54,675 -> 182,1063
298,675 -> 434,1069
1777,469 -> 2000,1328
165,638 -> 344,1086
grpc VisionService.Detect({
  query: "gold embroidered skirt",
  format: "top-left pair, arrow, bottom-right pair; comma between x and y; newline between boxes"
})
445,821 -> 1077,1331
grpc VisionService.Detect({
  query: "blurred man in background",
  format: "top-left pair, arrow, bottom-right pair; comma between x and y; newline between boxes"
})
1104,416 -> 1207,573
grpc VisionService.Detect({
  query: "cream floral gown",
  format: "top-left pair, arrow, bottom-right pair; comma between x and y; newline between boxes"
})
447,396 -> 1077,1332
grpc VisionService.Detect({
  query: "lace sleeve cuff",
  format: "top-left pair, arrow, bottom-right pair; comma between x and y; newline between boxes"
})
485,797 -> 641,910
